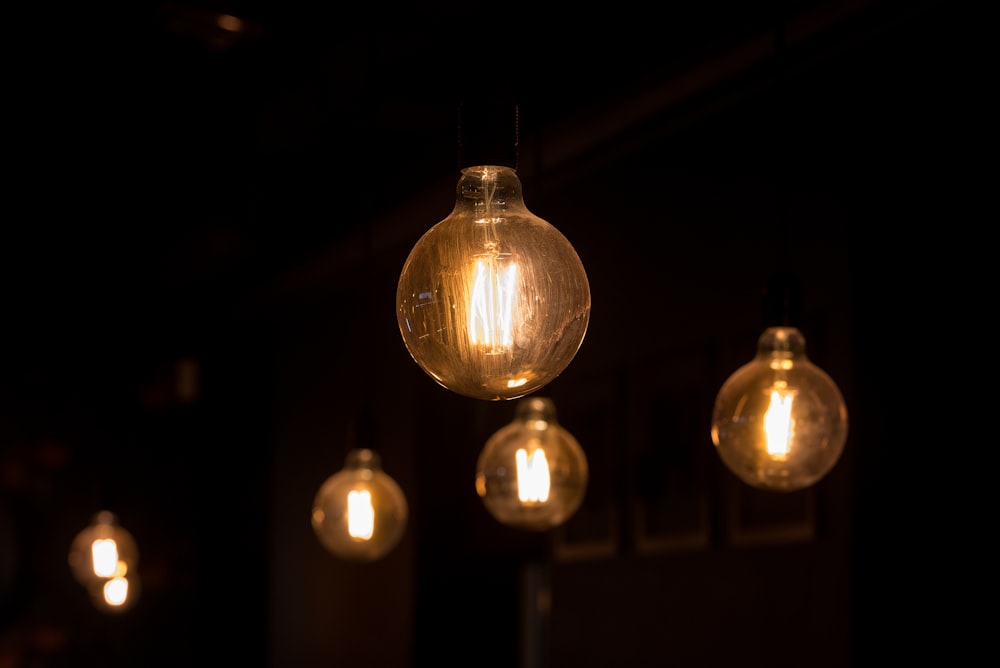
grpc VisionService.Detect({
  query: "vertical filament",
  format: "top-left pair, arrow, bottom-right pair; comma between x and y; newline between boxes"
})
764,387 -> 795,460
91,538 -> 119,577
516,447 -> 551,503
469,258 -> 518,349
347,490 -> 375,540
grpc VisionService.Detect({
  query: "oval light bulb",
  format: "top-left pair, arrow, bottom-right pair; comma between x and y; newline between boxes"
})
68,510 -> 141,612
711,326 -> 848,492
311,449 -> 408,563
476,397 -> 588,530
396,103 -> 591,401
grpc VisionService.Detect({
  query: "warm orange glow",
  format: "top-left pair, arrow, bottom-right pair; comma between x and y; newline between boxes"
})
217,14 -> 244,32
764,387 -> 795,460
516,447 -> 551,503
347,489 -> 374,540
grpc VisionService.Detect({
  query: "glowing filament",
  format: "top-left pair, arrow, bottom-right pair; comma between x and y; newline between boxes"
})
347,490 -> 375,540
764,389 -> 795,460
469,260 -> 518,348
91,539 -> 119,577
516,448 -> 551,503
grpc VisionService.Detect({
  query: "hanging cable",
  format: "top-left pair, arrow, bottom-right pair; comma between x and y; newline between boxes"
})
763,1 -> 802,329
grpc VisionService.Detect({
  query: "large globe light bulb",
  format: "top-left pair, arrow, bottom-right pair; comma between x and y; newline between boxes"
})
68,510 -> 141,612
711,326 -> 848,492
476,396 -> 588,530
396,103 -> 591,401
312,449 -> 408,563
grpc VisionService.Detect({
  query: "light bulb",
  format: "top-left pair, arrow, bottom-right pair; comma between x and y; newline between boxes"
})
396,103 -> 591,401
68,510 -> 141,612
476,397 -> 588,530
311,449 -> 408,562
711,326 -> 848,492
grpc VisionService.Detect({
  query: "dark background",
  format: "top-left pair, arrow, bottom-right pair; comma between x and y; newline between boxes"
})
1,1 -> 983,666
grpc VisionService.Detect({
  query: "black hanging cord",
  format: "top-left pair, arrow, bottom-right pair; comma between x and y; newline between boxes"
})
355,216 -> 377,453
458,93 -> 519,170
350,29 -> 379,455
762,3 -> 803,329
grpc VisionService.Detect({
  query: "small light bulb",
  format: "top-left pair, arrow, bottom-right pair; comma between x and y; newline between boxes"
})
396,102 -> 590,401
68,510 -> 141,612
312,449 -> 408,562
476,397 -> 588,530
711,326 -> 848,492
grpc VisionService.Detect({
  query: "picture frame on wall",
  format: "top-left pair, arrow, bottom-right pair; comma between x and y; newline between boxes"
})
627,341 -> 715,556
722,476 -> 817,547
549,369 -> 622,562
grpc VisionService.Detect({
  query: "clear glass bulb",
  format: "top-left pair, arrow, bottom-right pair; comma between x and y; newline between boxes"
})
476,396 -> 588,530
67,510 -> 141,612
711,326 -> 848,492
397,165 -> 591,401
311,449 -> 408,562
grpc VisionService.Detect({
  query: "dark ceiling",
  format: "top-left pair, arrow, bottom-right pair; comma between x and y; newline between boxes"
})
2,0 -> 968,505
3,0 -> 965,543
6,0 -> 943,371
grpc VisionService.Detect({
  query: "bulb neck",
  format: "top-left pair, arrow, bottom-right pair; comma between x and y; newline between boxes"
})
345,448 -> 381,472
93,510 -> 118,527
757,326 -> 808,362
515,396 -> 557,423
455,165 -> 527,214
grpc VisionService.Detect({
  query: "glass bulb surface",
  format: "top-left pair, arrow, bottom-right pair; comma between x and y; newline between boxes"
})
397,165 -> 591,401
476,397 -> 588,530
312,449 -> 408,562
68,510 -> 141,612
711,326 -> 848,492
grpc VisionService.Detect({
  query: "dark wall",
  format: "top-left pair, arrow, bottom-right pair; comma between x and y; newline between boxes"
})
257,4 -> 971,665
1,2 -> 977,666
263,22 -> 858,668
